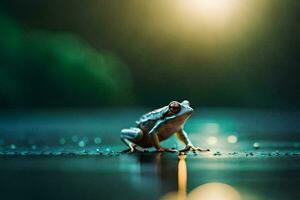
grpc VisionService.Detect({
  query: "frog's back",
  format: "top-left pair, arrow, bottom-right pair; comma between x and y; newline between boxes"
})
136,106 -> 167,132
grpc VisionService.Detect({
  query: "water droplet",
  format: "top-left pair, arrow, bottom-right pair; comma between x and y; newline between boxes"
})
52,152 -> 62,156
213,151 -> 221,156
246,152 -> 254,156
81,149 -> 88,154
253,142 -> 260,150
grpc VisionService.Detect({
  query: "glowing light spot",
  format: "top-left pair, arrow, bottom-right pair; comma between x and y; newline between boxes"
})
188,182 -> 241,200
10,144 -> 16,149
78,140 -> 85,148
227,135 -> 238,144
206,136 -> 218,145
253,142 -> 260,149
94,137 -> 102,145
179,0 -> 239,27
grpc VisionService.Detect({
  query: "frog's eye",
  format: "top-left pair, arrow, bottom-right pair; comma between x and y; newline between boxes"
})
169,101 -> 181,114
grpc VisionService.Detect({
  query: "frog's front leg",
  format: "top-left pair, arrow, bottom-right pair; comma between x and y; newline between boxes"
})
176,129 -> 210,153
149,121 -> 177,153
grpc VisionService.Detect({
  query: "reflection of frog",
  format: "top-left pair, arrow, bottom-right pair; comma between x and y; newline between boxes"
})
121,100 -> 210,153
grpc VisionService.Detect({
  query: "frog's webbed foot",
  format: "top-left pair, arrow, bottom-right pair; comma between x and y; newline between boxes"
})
179,145 -> 210,153
122,147 -> 136,153
156,147 -> 178,153
122,146 -> 149,153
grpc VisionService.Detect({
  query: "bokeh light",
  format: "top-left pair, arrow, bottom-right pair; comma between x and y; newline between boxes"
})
188,182 -> 241,200
227,135 -> 238,144
179,0 -> 239,27
206,136 -> 218,146
78,140 -> 85,148
253,142 -> 260,149
94,137 -> 102,145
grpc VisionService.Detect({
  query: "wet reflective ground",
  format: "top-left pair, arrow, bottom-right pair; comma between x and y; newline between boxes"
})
0,152 -> 300,200
0,109 -> 300,200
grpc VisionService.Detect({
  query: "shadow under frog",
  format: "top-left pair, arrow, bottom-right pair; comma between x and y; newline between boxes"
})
121,100 -> 209,153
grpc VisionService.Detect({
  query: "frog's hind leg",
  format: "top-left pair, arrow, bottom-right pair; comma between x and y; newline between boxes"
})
120,127 -> 143,153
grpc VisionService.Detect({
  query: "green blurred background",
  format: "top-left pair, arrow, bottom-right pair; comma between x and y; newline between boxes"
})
0,0 -> 299,109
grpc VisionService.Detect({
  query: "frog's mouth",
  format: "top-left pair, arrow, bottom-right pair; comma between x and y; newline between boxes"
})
179,107 -> 193,116
174,108 -> 193,123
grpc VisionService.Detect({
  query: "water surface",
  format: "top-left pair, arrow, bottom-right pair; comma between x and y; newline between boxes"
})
0,108 -> 299,200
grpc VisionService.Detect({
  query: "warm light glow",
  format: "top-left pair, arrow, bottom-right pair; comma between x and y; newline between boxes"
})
179,0 -> 239,27
188,182 -> 241,200
206,136 -> 218,145
178,155 -> 187,200
227,135 -> 238,144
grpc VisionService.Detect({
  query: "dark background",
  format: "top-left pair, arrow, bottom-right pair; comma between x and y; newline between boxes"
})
0,0 -> 299,109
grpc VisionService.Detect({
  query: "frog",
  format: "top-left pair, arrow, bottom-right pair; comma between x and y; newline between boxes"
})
121,100 -> 210,153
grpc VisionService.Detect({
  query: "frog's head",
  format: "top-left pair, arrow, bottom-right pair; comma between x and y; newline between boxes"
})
167,100 -> 193,119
